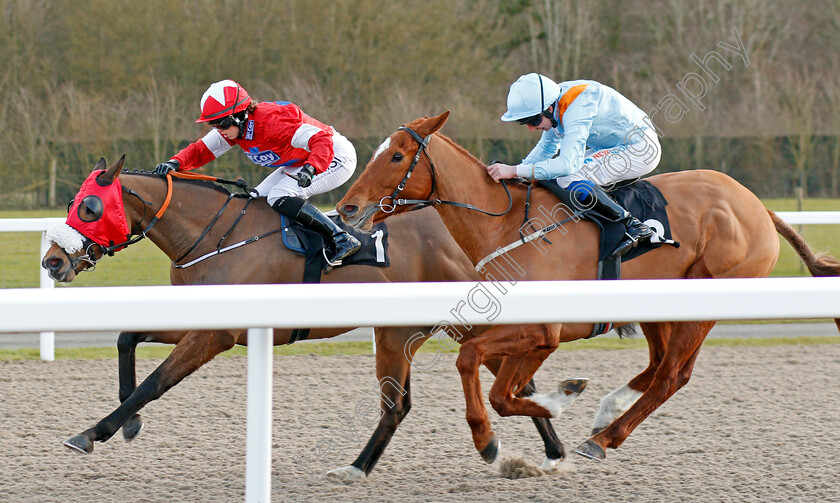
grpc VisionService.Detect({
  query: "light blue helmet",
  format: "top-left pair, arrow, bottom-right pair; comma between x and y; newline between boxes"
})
500,73 -> 561,122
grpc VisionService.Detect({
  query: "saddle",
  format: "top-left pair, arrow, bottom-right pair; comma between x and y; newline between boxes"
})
538,179 -> 680,338
281,212 -> 389,280
537,179 -> 679,263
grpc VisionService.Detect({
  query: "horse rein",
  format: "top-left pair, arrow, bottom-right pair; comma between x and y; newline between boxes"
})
378,126 -> 586,254
377,126 -> 513,217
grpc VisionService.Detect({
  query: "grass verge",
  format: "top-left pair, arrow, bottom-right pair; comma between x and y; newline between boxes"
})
1,336 -> 837,361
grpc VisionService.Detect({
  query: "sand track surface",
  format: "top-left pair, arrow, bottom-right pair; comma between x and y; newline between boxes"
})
1,344 -> 838,502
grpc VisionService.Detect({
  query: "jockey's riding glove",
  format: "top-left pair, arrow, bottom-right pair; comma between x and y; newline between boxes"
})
296,163 -> 316,188
153,160 -> 179,176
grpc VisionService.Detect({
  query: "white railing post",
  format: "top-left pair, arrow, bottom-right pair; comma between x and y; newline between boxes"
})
39,223 -> 55,361
246,327 -> 273,503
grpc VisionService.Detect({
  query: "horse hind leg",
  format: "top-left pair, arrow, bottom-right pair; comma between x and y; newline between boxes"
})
326,327 -> 570,479
590,321 -> 673,435
64,329 -> 237,455
327,327 -> 425,480
576,320 -> 713,462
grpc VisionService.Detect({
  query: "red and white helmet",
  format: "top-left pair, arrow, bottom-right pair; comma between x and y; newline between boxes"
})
196,80 -> 252,123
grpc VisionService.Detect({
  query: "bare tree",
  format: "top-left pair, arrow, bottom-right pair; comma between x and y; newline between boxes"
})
774,66 -> 820,196
522,0 -> 598,79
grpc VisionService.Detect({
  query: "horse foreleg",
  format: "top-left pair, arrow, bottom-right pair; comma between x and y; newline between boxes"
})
328,327 -> 429,480
488,352 -> 585,419
455,324 -> 561,463
490,356 -> 588,470
590,322 -> 674,435
64,329 -> 237,455
489,359 -> 569,469
576,320 -> 714,461
116,330 -> 186,442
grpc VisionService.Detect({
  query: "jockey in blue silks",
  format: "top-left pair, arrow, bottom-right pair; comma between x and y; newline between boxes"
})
487,73 -> 662,258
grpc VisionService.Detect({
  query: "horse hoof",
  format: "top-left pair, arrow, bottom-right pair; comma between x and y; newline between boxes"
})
559,378 -> 588,395
122,416 -> 144,442
63,434 -> 93,455
479,436 -> 501,464
326,465 -> 365,481
574,439 -> 606,462
540,456 -> 563,471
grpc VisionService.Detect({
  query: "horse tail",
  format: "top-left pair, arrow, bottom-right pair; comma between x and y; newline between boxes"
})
769,209 -> 840,332
769,210 -> 840,277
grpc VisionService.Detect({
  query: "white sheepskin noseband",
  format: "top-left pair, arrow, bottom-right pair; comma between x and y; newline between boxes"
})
45,223 -> 86,254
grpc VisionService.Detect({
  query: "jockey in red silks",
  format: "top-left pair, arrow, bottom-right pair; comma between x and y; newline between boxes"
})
154,79 -> 360,266
487,73 -> 662,258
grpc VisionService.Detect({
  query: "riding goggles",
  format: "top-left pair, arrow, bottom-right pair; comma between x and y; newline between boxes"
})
517,113 -> 544,127
208,115 -> 237,129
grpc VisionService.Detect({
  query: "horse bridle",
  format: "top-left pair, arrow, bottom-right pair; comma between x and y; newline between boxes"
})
377,126 -> 513,217
64,171 -> 252,274
61,185 -> 158,274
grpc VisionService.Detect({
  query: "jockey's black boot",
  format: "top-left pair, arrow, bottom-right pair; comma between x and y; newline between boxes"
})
586,185 -> 653,258
272,197 -> 361,266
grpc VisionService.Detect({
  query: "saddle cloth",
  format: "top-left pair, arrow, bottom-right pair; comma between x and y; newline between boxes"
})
538,179 -> 679,262
280,213 -> 390,269
280,213 -> 389,344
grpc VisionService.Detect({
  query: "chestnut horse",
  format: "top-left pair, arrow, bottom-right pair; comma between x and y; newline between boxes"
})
41,156 -> 583,478
337,111 -> 840,462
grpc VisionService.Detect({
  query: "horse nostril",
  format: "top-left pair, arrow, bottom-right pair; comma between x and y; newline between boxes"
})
341,204 -> 359,218
43,256 -> 63,272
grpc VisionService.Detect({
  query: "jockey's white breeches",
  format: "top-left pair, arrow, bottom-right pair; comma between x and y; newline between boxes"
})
556,129 -> 661,189
255,131 -> 357,206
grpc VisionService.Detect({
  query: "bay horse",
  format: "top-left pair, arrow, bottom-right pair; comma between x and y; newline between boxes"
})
40,156 -> 584,478
337,111 -> 840,462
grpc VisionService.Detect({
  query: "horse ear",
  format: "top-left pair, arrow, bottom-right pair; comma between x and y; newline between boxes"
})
99,155 -> 125,184
418,110 -> 450,137
94,157 -> 107,172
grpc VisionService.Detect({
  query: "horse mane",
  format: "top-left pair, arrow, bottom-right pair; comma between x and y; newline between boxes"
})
432,133 -> 487,169
402,114 -> 487,169
123,170 -> 236,196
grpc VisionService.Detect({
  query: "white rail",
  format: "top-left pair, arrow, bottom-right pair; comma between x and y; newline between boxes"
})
3,279 -> 840,331
773,211 -> 840,224
1,217 -> 63,360
1,211 -> 839,361
0,278 -> 839,502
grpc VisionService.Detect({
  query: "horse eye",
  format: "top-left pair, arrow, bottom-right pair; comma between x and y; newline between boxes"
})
391,152 -> 404,162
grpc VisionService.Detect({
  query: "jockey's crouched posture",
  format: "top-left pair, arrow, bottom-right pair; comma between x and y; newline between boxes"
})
488,73 -> 662,258
155,79 -> 360,266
